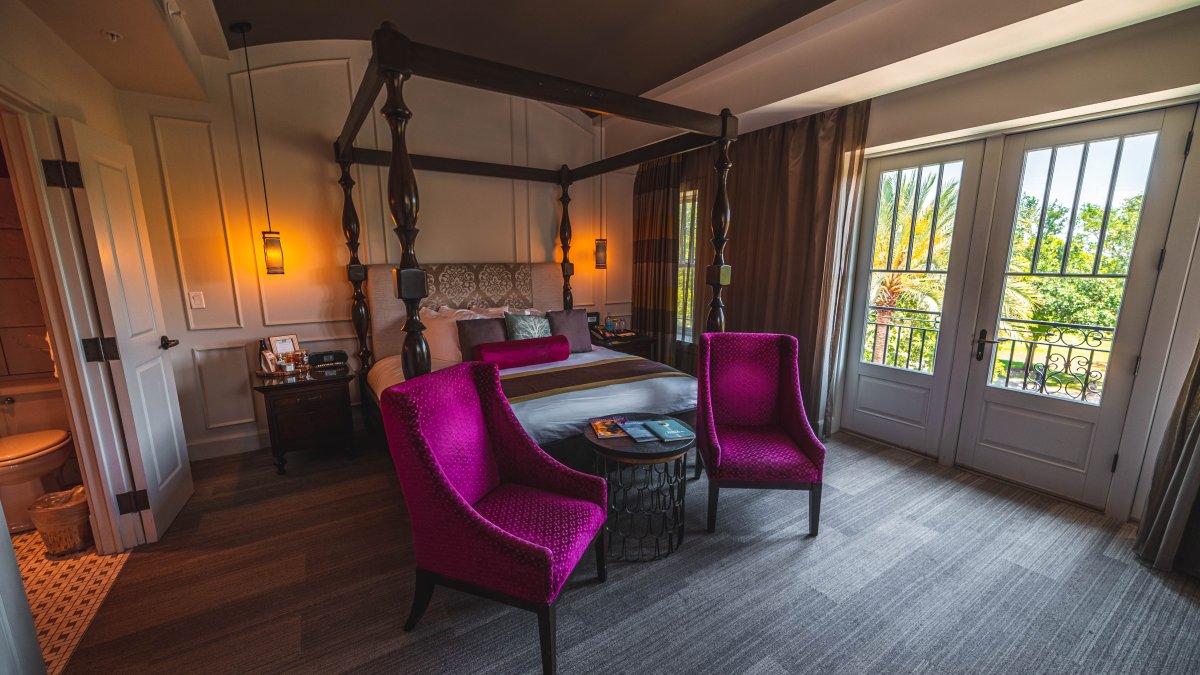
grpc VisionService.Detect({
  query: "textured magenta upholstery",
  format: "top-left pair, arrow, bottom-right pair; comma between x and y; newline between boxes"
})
381,362 -> 607,606
477,334 -> 570,369
698,332 -> 826,482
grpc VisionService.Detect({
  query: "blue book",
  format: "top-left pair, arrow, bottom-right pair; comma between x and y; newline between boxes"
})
645,419 -> 695,441
617,421 -> 658,443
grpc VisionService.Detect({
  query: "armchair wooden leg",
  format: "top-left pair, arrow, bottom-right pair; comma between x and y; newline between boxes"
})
693,449 -> 703,480
706,481 -> 719,533
537,604 -> 557,675
808,483 -> 822,538
594,528 -> 608,582
404,568 -> 435,632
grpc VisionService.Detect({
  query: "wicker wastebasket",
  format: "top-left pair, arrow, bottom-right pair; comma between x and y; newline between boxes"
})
28,485 -> 93,555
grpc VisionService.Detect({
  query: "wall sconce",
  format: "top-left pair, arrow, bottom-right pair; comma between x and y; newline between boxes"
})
262,230 -> 285,274
594,238 -> 607,270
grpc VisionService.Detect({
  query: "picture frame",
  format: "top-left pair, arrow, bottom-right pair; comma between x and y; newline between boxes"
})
268,334 -> 299,355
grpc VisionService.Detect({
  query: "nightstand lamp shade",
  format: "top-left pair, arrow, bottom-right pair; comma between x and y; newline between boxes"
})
262,230 -> 285,274
595,238 -> 607,270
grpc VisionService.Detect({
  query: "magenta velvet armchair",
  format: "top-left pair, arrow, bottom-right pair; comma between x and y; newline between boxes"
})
696,332 -> 826,536
381,362 -> 608,675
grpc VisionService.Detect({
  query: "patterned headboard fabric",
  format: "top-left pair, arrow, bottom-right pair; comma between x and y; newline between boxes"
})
366,262 -> 564,360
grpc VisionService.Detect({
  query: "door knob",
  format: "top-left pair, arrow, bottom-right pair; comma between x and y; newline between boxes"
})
974,329 -> 1006,361
159,336 -> 180,350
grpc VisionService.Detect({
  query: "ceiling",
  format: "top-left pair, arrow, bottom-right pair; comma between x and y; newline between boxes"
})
20,0 -> 207,100
211,0 -> 838,95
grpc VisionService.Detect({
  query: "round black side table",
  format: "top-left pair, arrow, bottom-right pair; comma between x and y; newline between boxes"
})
584,413 -> 695,562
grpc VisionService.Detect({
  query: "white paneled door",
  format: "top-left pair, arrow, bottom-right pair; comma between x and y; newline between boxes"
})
842,106 -> 1194,509
841,142 -> 984,456
59,120 -> 193,543
954,107 -> 1194,507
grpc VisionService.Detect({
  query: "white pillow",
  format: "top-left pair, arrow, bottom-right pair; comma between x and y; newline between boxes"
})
419,307 -> 479,362
471,306 -> 509,318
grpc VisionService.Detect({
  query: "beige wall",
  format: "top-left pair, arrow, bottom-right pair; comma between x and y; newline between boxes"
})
867,8 -> 1200,153
119,40 -> 608,459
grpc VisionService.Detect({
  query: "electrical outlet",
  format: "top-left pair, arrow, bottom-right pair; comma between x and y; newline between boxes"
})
188,291 -> 206,309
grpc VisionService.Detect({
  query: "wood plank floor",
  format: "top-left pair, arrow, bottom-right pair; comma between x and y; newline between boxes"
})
67,434 -> 1200,674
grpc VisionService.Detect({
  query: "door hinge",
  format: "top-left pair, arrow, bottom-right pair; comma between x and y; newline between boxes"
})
1111,454 -> 1120,473
115,489 -> 150,515
41,159 -> 83,189
81,336 -> 120,362
1186,130 -> 1194,158
1133,354 -> 1142,376
1157,248 -> 1166,271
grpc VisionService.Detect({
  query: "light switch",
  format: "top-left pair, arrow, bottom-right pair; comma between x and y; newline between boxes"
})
188,291 -> 206,309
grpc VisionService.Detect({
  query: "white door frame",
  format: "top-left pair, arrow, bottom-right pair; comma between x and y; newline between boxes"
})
0,91 -> 140,552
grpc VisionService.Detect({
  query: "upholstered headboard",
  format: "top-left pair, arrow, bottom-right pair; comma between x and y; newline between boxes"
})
366,262 -> 564,360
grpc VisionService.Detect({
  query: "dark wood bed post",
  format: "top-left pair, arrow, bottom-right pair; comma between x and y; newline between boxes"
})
383,68 -> 432,378
705,109 -> 734,333
340,161 -> 373,383
558,165 -> 574,310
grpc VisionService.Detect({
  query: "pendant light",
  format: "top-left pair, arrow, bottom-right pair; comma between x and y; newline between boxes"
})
230,21 -> 284,275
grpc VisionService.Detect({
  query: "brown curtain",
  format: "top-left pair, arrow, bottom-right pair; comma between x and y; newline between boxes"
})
1135,337 -> 1200,578
631,157 -> 682,367
672,102 -> 870,425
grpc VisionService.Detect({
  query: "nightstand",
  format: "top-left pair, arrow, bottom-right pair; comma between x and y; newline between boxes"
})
252,367 -> 355,475
592,333 -> 656,361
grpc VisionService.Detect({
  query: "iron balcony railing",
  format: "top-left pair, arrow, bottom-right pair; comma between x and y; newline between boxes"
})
989,317 -> 1114,403
863,306 -> 941,373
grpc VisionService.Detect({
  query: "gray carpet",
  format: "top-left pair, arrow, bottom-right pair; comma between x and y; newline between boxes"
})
376,434 -> 1200,674
69,433 -> 1200,674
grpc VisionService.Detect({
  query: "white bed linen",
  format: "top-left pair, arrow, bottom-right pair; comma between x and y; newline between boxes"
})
367,347 -> 697,444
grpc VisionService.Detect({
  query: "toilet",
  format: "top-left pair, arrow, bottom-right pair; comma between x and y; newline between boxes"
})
0,430 -> 73,533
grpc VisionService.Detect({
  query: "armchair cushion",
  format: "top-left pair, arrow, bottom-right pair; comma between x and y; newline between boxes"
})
475,484 -> 606,600
710,425 -> 822,483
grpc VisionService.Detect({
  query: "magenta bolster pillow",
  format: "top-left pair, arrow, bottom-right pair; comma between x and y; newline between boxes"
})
476,335 -> 570,370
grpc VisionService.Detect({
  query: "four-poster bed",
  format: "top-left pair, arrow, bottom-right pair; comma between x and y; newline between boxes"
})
334,23 -> 737,451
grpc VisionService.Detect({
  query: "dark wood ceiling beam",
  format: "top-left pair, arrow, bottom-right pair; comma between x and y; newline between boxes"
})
344,147 -> 561,183
371,22 -> 724,136
569,132 -> 717,181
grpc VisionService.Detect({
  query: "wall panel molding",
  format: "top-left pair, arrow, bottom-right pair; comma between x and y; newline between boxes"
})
191,343 -> 256,430
152,116 -> 243,330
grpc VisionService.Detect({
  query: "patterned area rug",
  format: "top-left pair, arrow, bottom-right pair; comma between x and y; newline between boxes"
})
11,532 -> 128,675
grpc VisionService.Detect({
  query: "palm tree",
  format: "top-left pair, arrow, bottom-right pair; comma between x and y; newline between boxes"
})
867,167 -> 1036,369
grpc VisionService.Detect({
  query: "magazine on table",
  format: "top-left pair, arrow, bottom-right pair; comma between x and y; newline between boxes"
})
590,417 -> 628,438
616,420 -> 659,443
645,418 -> 695,441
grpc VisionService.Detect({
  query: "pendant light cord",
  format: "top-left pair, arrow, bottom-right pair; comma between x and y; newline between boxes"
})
240,30 -> 275,234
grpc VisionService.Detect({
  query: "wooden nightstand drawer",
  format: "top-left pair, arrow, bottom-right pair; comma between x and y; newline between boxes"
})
270,386 -> 344,413
253,369 -> 355,475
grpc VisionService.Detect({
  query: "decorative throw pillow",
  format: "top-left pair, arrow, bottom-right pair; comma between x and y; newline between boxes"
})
504,312 -> 551,340
456,318 -> 507,361
420,307 -> 478,363
476,335 -> 569,370
547,308 -> 593,353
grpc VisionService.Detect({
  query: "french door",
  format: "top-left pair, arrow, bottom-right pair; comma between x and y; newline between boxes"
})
954,107 -> 1194,507
842,105 -> 1195,508
840,142 -> 984,456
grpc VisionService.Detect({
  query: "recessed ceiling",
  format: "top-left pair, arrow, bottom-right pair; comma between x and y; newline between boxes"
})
211,0 -> 838,95
20,0 -> 206,100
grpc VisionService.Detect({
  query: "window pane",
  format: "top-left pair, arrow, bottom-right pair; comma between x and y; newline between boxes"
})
989,131 -> 1157,404
860,160 -> 961,374
676,189 -> 699,343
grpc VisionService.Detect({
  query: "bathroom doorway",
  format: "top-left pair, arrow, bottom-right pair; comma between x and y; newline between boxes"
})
0,109 -> 132,674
